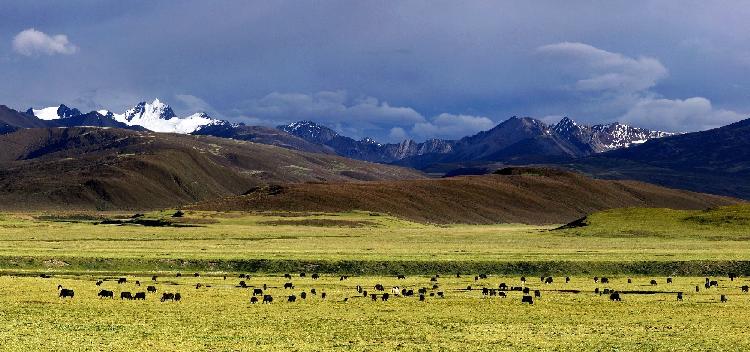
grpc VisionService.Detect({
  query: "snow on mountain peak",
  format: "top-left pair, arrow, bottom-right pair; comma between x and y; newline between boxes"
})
30,104 -> 81,120
111,98 -> 220,134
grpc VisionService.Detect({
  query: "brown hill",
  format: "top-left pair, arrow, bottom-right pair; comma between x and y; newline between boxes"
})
0,127 -> 424,210
191,167 -> 739,224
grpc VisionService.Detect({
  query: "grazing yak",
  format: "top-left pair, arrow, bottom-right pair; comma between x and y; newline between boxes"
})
161,293 -> 175,302
250,296 -> 259,304
721,295 -> 728,303
419,294 -> 425,301
95,280 -> 103,286
117,278 -> 127,284
667,277 -> 673,284
600,277 -> 609,284
311,273 -> 319,280
609,292 -> 621,301
382,293 -> 390,301
321,292 -> 327,300
284,273 -> 292,279
59,288 -> 74,299
374,284 -> 385,291
263,295 -> 273,304
677,292 -> 683,301
98,290 -> 114,298
147,286 -> 157,293
300,292 -> 307,300
710,281 -> 719,288
121,292 -> 133,300
152,275 -> 157,281
253,288 -> 263,296
544,277 -> 553,284
521,296 -> 534,304
742,285 -> 749,293
565,277 -> 570,283
534,290 -> 541,298
134,292 -> 146,300
650,280 -> 658,286
288,295 -> 297,303
284,282 -> 294,289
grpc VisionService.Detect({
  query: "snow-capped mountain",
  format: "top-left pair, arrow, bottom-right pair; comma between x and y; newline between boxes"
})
108,99 -> 222,134
29,99 -> 222,134
28,104 -> 82,120
553,117 -> 676,153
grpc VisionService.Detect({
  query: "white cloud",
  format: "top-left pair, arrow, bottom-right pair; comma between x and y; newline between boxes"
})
412,113 -> 495,140
12,28 -> 78,56
388,127 -> 408,141
620,97 -> 745,132
245,91 -> 425,126
538,42 -> 747,132
537,42 -> 667,93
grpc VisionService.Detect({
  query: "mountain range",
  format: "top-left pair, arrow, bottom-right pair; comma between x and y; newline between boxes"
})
5,97 -> 750,201
15,98 -> 676,168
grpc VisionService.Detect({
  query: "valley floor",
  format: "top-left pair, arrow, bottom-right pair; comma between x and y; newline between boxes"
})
0,207 -> 749,350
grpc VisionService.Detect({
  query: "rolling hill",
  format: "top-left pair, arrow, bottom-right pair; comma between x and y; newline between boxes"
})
0,127 -> 424,211
190,167 -> 738,224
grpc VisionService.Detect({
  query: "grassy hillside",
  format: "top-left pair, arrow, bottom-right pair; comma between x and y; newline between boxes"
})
191,167 -> 739,225
557,204 -> 750,240
0,127 -> 424,211
2,208 -> 750,275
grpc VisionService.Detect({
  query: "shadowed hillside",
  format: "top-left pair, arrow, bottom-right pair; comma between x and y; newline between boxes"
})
191,167 -> 739,224
0,127 -> 425,210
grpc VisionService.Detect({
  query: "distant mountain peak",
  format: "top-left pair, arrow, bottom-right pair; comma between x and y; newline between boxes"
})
278,120 -> 340,144
29,104 -> 82,120
122,98 -> 177,122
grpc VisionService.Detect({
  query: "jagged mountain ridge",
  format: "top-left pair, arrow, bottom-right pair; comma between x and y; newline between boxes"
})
278,117 -> 674,167
21,99 -> 673,166
278,121 -> 455,163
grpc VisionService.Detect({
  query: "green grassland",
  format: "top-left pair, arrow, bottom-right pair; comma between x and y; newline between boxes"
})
1,205 -> 749,350
0,206 -> 749,275
2,274 -> 750,351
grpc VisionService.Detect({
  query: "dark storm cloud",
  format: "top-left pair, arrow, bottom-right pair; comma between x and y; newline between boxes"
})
1,1 -> 748,141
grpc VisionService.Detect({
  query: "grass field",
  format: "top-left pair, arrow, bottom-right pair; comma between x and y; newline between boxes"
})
1,205 -> 749,350
3,274 -> 750,351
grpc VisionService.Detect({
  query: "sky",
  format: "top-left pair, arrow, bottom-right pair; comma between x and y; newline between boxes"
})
1,1 -> 749,142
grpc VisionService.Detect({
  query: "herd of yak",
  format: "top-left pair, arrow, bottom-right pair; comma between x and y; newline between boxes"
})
55,272 -> 750,305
